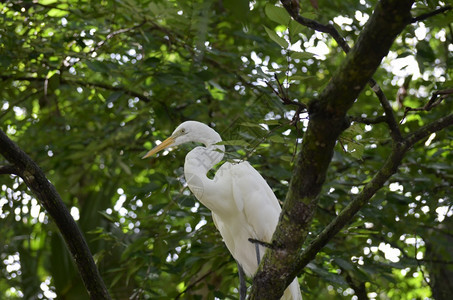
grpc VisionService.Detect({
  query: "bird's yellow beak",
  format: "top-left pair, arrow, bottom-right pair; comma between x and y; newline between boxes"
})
142,136 -> 175,159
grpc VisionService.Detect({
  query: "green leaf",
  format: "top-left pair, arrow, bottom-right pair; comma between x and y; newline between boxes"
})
85,60 -> 110,73
280,155 -> 294,162
47,73 -> 60,92
265,4 -> 290,25
349,123 -> 364,135
289,20 -> 304,37
334,258 -> 354,271
217,140 -> 250,147
99,211 -> 116,222
264,26 -> 289,48
47,8 -> 68,17
347,142 -> 364,159
176,195 -> 196,207
240,122 -> 265,129
269,135 -> 285,143
289,75 -> 316,81
110,271 -> 124,288
325,273 -> 348,286
118,159 -> 132,175
262,119 -> 280,125
107,91 -> 124,103
39,0 -> 58,4
291,51 -> 315,60
397,51 -> 413,58
223,0 -> 249,20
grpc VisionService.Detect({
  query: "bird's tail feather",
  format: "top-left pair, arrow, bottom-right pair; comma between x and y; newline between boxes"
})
281,277 -> 302,300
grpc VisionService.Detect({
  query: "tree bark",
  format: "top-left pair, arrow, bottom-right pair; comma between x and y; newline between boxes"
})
424,216 -> 453,300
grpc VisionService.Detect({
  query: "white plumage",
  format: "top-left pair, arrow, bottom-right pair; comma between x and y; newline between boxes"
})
143,121 -> 301,300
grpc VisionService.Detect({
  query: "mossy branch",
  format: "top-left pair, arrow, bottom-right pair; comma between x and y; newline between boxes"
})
250,0 -> 415,298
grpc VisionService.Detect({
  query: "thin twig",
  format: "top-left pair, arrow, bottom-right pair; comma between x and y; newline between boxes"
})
401,88 -> 453,123
414,234 -> 433,289
243,120 -> 290,162
411,5 -> 452,23
94,20 -> 147,53
349,115 -> 387,125
280,0 -> 351,53
0,88 -> 44,120
265,74 -> 307,130
369,78 -> 403,141
175,261 -> 230,299
0,74 -> 152,103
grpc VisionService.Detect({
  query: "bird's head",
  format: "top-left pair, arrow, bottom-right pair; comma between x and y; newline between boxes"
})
142,121 -> 220,159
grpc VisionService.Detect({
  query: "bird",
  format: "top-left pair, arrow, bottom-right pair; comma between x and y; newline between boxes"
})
143,120 -> 302,300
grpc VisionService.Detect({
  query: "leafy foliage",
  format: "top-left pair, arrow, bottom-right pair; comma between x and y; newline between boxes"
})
0,0 -> 452,299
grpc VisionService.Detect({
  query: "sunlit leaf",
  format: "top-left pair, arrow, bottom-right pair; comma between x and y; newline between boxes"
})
265,4 -> 291,25
264,26 -> 289,48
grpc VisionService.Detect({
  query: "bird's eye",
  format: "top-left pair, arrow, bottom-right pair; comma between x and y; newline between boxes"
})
181,128 -> 186,134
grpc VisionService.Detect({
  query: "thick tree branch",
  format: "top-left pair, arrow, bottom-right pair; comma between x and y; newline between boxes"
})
404,114 -> 453,148
0,129 -> 111,300
250,1 -> 415,298
0,164 -> 19,175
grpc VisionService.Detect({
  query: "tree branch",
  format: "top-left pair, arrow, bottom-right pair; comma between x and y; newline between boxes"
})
344,270 -> 369,300
348,115 -> 387,125
411,5 -> 452,23
295,141 -> 408,272
0,129 -> 111,300
93,20 -> 147,53
294,113 -> 453,274
293,114 -> 453,279
280,0 -> 351,53
369,79 -> 403,141
405,114 -> 453,148
402,88 -> 453,122
281,0 -> 403,142
0,74 -> 153,103
250,1 -> 415,298
0,164 -> 19,175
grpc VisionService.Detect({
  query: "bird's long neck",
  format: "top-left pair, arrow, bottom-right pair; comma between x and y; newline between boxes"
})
183,130 -> 225,210
184,137 -> 225,176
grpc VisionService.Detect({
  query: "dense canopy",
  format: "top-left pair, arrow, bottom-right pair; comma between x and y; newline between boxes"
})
0,0 -> 452,299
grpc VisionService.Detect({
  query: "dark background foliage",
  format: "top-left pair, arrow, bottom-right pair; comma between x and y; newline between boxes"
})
0,0 -> 452,299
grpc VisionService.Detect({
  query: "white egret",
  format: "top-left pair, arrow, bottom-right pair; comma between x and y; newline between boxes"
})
143,121 -> 302,300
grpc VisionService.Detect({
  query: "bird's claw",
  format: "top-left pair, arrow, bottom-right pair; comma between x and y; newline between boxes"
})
248,238 -> 274,249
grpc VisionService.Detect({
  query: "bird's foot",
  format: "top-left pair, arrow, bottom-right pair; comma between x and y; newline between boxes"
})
248,238 -> 275,249
248,238 -> 277,266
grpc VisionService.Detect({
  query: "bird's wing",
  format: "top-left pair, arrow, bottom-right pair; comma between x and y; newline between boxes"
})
228,161 -> 282,242
212,212 -> 237,255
